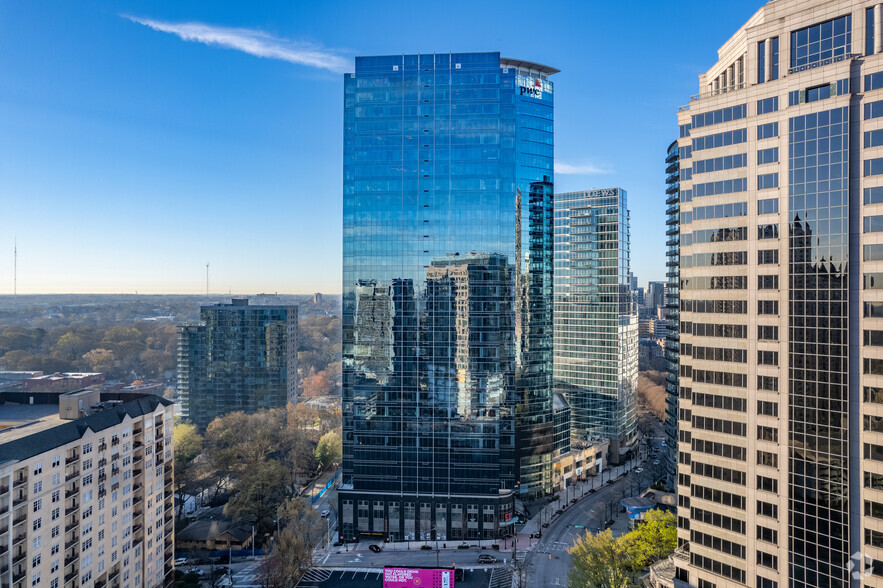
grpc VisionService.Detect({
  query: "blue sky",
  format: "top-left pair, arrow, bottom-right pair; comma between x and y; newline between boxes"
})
0,0 -> 764,294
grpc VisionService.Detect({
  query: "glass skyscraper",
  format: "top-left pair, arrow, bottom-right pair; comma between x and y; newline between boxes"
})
340,52 -> 557,542
553,188 -> 638,462
177,298 -> 298,431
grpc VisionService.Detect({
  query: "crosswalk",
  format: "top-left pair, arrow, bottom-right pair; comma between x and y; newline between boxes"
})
300,568 -> 333,583
231,562 -> 261,587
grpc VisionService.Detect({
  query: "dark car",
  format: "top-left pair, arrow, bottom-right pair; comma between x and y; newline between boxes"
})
215,556 -> 230,564
212,567 -> 230,577
369,544 -> 383,553
478,554 -> 498,563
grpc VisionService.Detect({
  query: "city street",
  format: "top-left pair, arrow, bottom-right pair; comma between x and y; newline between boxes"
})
302,426 -> 667,588
521,437 -> 667,587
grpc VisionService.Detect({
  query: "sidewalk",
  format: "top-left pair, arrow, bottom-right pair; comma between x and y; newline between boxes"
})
302,469 -> 339,504
318,446 -> 650,558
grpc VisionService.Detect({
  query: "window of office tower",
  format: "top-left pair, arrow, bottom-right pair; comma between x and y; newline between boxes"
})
788,106 -> 850,587
790,16 -> 852,68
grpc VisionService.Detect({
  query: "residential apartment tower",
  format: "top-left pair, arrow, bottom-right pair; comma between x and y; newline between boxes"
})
178,298 -> 298,431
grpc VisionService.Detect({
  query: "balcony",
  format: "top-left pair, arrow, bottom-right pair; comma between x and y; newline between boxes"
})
65,454 -> 79,465
132,483 -> 141,493
0,485 -> 9,495
11,497 -> 25,508
97,473 -> 106,484
132,469 -> 142,478
65,503 -> 79,516
65,471 -> 79,482
11,534 -> 25,546
12,479 -> 25,489
65,537 -> 78,550
111,438 -> 119,447
97,458 -> 106,468
133,428 -> 142,436
64,553 -> 78,566
64,570 -> 78,583
133,537 -> 142,546
64,521 -> 78,533
133,496 -> 142,506
11,516 -> 25,527
11,553 -> 25,566
111,483 -> 119,492
132,524 -> 142,534
132,510 -> 142,519
65,486 -> 78,499
132,455 -> 143,464
12,571 -> 25,583
98,443 -> 107,452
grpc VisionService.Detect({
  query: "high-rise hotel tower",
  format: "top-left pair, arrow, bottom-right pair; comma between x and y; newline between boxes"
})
675,1 -> 883,586
340,53 -> 559,542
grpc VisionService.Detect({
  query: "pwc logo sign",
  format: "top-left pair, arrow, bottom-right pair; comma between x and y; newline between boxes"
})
516,74 -> 550,98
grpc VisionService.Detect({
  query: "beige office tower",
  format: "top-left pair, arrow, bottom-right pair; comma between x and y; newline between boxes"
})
675,1 -> 883,587
0,390 -> 174,588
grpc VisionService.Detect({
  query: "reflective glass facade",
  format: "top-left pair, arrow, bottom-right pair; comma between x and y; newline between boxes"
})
553,188 -> 637,460
788,107 -> 850,587
340,52 -> 557,542
177,299 -> 298,431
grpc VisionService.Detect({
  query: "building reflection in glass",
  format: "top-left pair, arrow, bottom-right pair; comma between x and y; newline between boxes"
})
788,107 -> 849,587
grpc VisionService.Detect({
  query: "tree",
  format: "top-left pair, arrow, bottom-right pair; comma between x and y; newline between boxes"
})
173,423 -> 203,522
620,509 -> 677,568
568,529 -> 633,588
302,371 -> 332,398
259,497 -> 325,586
224,459 -> 289,534
315,431 -> 341,470
82,348 -> 116,373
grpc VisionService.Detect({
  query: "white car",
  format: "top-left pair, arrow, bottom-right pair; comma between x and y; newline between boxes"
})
174,558 -> 188,566
321,509 -> 330,518
653,460 -> 660,465
635,468 -> 644,473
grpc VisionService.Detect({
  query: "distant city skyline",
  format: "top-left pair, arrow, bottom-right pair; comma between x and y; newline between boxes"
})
1,0 -> 763,294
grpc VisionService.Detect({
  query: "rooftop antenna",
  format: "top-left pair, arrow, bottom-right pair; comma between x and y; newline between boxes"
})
13,238 -> 17,296
206,262 -> 210,296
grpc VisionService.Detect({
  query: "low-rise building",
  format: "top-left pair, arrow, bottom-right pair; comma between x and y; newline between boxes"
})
0,389 -> 174,587
21,372 -> 105,394
176,520 -> 253,552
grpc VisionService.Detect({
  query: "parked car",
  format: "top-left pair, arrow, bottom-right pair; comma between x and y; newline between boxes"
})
321,509 -> 330,518
635,467 -> 644,473
478,554 -> 498,563
212,567 -> 230,577
187,568 -> 206,577
369,544 -> 383,553
173,558 -> 188,566
653,460 -> 660,465
216,556 -> 230,564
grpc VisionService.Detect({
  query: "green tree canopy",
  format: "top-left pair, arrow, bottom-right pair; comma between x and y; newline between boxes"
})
568,529 -> 632,588
315,431 -> 341,469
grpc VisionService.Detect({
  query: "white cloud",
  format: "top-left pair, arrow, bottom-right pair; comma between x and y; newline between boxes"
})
123,15 -> 350,73
555,161 -> 613,175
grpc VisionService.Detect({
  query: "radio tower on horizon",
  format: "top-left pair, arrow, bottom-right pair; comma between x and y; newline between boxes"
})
205,262 -> 209,296
13,239 -> 16,296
